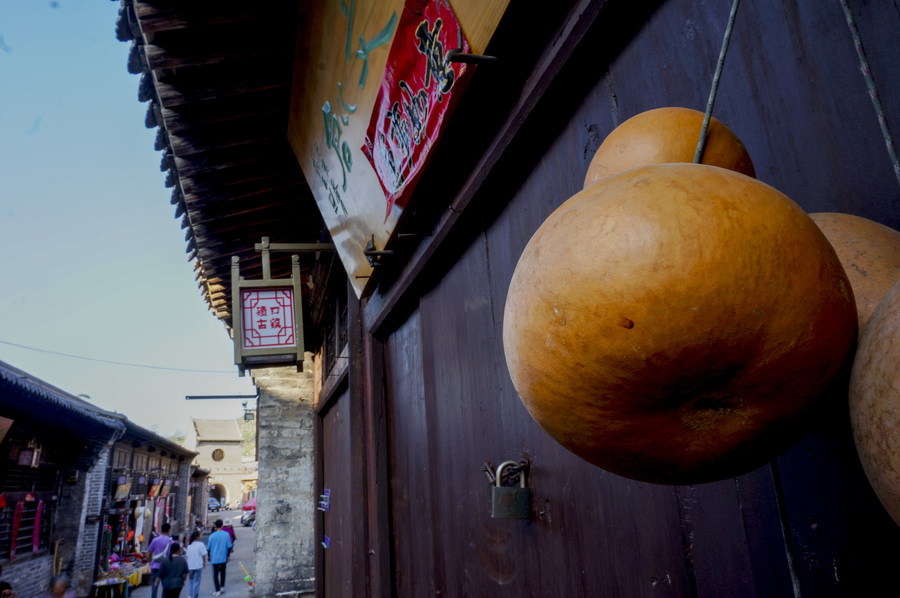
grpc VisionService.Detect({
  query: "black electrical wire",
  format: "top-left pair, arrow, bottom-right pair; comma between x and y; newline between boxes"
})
0,338 -> 234,374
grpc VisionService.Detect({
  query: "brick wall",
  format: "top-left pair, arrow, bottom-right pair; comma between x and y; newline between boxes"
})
74,444 -> 111,596
251,354 -> 316,598
1,444 -> 112,598
51,440 -> 111,597
0,554 -> 53,598
174,461 -> 192,536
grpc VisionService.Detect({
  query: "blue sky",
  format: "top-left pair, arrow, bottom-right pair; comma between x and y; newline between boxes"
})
0,1 -> 252,436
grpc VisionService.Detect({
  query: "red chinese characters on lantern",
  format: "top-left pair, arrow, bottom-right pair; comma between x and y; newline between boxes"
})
241,288 -> 296,349
362,0 -> 469,222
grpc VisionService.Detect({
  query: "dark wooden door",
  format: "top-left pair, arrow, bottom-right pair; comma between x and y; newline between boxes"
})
320,388 -> 353,598
373,0 -> 900,595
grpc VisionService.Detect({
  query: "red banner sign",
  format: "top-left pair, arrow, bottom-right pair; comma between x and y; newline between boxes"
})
362,0 -> 469,221
241,288 -> 296,349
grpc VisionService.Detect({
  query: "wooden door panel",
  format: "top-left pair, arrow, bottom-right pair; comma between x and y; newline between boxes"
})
321,389 -> 353,598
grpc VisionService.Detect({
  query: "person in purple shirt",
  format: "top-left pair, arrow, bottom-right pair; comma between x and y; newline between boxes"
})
206,519 -> 232,596
148,523 -> 173,598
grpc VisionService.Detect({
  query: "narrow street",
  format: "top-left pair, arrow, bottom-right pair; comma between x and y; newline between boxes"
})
130,511 -> 256,598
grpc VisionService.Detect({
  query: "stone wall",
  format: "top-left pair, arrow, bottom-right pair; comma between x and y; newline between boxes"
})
252,354 -> 316,598
75,445 -> 111,596
0,554 -> 53,598
174,461 -> 192,535
53,440 -> 111,597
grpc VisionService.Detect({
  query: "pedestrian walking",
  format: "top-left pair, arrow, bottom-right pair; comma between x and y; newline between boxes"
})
206,519 -> 232,596
222,519 -> 236,544
157,542 -> 188,598
184,530 -> 207,598
148,523 -> 174,598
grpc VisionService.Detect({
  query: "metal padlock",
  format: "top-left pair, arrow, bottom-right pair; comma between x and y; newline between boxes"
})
491,461 -> 531,519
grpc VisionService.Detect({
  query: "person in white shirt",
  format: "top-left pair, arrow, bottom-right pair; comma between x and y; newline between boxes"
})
183,530 -> 208,598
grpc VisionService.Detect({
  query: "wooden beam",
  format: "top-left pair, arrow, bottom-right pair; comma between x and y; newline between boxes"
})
168,122 -> 285,158
159,88 -> 290,134
172,139 -> 294,178
183,194 -> 309,227
182,180 -> 310,211
191,223 -> 323,256
155,78 -> 290,110
179,164 -> 302,198
145,43 -> 285,71
134,3 -> 261,35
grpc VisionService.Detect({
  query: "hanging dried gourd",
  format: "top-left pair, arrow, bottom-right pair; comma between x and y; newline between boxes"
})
850,279 -> 900,524
809,212 -> 900,333
503,163 -> 858,484
583,107 -> 755,188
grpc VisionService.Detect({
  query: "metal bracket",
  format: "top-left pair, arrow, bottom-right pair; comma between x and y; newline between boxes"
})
448,48 -> 498,64
363,235 -> 394,268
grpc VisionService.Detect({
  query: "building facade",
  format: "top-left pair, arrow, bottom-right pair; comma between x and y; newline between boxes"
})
0,360 -> 125,598
0,360 -> 203,598
104,422 -> 197,555
184,419 -> 254,508
117,0 -> 900,596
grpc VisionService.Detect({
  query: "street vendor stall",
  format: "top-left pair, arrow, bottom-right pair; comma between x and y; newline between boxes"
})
93,552 -> 150,598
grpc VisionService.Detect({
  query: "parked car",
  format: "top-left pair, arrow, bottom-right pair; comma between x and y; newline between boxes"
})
208,497 -> 220,512
240,509 -> 256,527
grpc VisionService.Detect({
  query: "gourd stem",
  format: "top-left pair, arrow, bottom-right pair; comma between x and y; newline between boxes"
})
695,0 -> 742,164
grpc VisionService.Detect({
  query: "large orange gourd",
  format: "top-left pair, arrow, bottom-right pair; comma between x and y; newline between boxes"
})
809,212 -> 900,332
850,279 -> 900,525
504,163 -> 857,484
583,107 -> 755,188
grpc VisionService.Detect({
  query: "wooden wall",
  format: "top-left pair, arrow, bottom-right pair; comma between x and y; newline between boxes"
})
319,387 -> 354,596
325,0 -> 900,595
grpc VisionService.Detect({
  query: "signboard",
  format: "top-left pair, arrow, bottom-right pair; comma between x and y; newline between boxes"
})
114,477 -> 132,501
362,0 -> 470,220
288,0 -> 510,297
160,480 -> 172,498
231,249 -> 306,374
147,479 -> 162,498
241,289 -> 296,349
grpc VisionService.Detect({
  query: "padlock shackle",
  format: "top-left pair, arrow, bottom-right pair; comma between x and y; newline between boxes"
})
495,460 -> 526,488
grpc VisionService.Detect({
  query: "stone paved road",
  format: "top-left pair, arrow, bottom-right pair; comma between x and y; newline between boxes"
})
129,510 -> 256,598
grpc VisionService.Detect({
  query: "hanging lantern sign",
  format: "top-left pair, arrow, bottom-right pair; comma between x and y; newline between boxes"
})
232,238 -> 319,375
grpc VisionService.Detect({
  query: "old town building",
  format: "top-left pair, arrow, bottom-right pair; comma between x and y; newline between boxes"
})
0,360 -> 123,598
184,418 -> 253,509
0,360 -> 197,598
116,0 -> 900,596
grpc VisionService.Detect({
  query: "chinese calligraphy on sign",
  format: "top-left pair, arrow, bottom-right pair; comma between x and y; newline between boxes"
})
288,0 -> 508,297
316,7 -> 397,218
241,288 -> 296,349
362,0 -> 469,221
